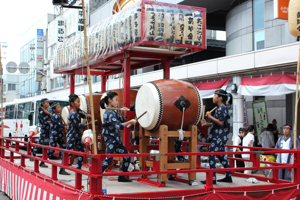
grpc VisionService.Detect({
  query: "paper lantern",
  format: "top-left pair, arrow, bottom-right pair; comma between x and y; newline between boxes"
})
183,13 -> 193,45
125,13 -> 131,45
133,6 -> 142,42
288,0 -> 300,37
145,4 -> 155,41
174,9 -> 184,44
165,10 -> 175,43
155,6 -> 165,42
193,12 -> 203,46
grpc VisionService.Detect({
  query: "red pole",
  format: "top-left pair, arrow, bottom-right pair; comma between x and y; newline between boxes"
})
162,59 -> 170,79
101,75 -> 107,93
70,74 -> 75,94
293,151 -> 300,183
123,51 -> 131,148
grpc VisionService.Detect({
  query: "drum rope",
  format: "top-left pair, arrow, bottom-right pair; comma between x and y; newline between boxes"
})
178,107 -> 185,141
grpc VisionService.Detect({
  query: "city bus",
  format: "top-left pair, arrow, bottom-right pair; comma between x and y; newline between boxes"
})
1,96 -> 69,145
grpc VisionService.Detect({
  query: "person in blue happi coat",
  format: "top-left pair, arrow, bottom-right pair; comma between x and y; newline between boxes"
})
66,94 -> 91,169
32,98 -> 51,168
200,89 -> 233,184
48,101 -> 70,175
100,91 -> 136,182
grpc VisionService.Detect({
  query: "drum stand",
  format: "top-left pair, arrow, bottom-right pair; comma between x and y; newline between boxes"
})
138,124 -> 197,187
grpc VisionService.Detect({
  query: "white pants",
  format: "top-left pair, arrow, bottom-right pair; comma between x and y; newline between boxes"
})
244,161 -> 253,174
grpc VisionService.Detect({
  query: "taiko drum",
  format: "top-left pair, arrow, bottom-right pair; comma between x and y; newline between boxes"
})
135,79 -> 203,131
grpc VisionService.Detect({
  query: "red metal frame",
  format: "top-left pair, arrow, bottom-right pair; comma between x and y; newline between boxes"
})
2,136 -> 300,199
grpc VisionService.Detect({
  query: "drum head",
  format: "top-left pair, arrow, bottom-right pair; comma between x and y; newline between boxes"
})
135,82 -> 161,131
100,92 -> 107,123
79,94 -> 89,124
61,106 -> 70,125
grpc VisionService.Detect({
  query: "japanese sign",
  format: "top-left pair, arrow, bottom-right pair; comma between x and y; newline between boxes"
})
133,7 -> 141,42
274,0 -> 289,20
193,13 -> 203,45
184,14 -> 194,45
78,10 -> 84,32
57,17 -> 65,42
36,29 -> 44,82
252,101 -> 269,138
145,7 -> 155,41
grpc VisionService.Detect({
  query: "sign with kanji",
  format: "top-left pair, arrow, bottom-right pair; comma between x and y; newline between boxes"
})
57,16 -> 65,42
78,10 -> 84,32
252,101 -> 269,138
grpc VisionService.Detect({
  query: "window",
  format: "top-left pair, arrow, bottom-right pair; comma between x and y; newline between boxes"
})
8,84 -> 16,91
254,0 -> 264,31
17,102 -> 31,119
5,105 -> 15,119
254,31 -> 265,50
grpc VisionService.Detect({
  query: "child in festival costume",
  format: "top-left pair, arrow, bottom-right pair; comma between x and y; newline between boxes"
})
32,98 -> 51,168
49,102 -> 70,175
100,91 -> 136,182
66,94 -> 91,169
200,89 -> 233,184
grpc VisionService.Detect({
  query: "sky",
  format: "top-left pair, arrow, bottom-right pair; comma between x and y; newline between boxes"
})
0,0 -> 55,66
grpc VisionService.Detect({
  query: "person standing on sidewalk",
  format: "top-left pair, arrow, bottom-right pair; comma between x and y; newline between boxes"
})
242,125 -> 255,174
233,128 -> 246,173
275,124 -> 300,181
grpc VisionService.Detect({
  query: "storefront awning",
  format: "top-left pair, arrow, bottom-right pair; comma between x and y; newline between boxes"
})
194,78 -> 229,99
238,74 -> 299,96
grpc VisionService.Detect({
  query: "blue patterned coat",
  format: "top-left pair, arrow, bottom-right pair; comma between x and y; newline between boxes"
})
208,105 -> 230,144
66,108 -> 87,140
38,109 -> 51,133
102,110 -> 127,144
50,113 -> 65,137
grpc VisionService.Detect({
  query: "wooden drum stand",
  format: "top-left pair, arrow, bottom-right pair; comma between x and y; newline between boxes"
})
139,124 -> 197,186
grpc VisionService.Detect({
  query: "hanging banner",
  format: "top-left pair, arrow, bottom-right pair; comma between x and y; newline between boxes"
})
194,78 -> 229,99
238,74 -> 299,96
78,10 -> 84,31
252,101 -> 269,138
57,16 -> 65,42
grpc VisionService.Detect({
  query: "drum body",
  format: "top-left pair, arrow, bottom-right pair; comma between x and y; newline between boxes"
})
79,93 -> 103,125
135,79 -> 203,131
61,105 -> 70,125
100,89 -> 137,123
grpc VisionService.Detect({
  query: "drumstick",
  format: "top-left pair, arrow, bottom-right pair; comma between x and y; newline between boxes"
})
79,111 -> 89,117
127,111 -> 147,128
58,113 -> 67,125
205,106 -> 218,117
36,102 -> 52,117
107,107 -> 130,111
202,105 -> 206,120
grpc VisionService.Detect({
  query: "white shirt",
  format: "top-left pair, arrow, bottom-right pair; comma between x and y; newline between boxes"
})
259,130 -> 275,148
281,137 -> 291,163
233,136 -> 242,152
242,133 -> 254,159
